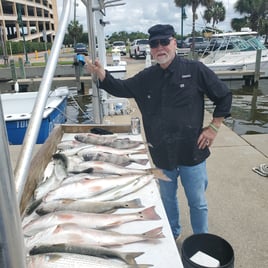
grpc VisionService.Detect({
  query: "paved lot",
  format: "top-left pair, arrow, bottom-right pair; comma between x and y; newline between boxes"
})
102,59 -> 268,268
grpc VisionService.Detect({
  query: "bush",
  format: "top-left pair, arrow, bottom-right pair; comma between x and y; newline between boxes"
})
0,41 -> 52,55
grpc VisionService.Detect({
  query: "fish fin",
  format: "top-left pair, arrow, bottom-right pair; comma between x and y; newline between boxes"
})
142,226 -> 165,239
124,198 -> 144,208
24,198 -> 43,216
148,168 -> 171,181
138,206 -> 161,220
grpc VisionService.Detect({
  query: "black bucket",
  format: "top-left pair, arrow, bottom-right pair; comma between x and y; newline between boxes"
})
181,233 -> 234,268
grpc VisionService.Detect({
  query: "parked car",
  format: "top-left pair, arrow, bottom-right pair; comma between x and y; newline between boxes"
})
129,39 -> 149,59
112,41 -> 127,55
74,43 -> 88,55
176,39 -> 190,56
176,39 -> 187,48
184,37 -> 209,53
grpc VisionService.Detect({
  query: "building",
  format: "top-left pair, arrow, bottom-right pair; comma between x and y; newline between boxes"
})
0,0 -> 58,43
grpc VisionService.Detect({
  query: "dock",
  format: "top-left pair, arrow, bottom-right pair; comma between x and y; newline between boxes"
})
8,61 -> 268,268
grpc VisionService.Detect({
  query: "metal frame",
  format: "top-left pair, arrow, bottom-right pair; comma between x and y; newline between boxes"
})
0,1 -> 127,265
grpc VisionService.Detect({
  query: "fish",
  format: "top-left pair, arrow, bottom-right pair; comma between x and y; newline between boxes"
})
23,206 -> 161,236
29,243 -> 144,265
27,252 -> 152,268
57,139 -> 87,151
75,133 -> 150,149
25,223 -> 165,249
34,154 -> 69,200
68,160 -> 150,175
35,198 -> 143,215
60,172 -> 119,186
52,153 -> 92,174
43,174 -> 147,202
34,173 -> 60,200
53,152 -> 169,180
53,153 -> 148,176
52,153 -> 69,180
104,138 -> 146,149
87,174 -> 155,202
82,151 -> 149,166
76,145 -> 147,157
74,133 -> 118,145
56,143 -> 94,156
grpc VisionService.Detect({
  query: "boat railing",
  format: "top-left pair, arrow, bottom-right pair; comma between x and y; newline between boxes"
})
0,2 -> 72,266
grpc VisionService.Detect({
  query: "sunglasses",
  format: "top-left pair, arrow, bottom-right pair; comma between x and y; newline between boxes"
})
149,38 -> 173,48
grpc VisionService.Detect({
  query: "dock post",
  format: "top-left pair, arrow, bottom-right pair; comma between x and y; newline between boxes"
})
254,49 -> 261,85
9,58 -> 17,82
18,57 -> 26,79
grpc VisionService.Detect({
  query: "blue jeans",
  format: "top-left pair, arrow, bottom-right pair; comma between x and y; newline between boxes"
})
159,160 -> 208,238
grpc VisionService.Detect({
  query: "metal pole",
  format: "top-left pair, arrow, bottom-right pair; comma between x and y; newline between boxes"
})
82,0 -> 103,123
254,49 -> 262,84
181,7 -> 184,48
17,4 -> 30,65
0,97 -> 26,268
14,0 -> 72,204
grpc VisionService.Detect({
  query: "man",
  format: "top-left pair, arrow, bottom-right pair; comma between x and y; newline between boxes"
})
87,24 -> 232,241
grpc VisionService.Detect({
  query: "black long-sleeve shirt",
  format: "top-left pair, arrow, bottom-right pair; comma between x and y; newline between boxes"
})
99,55 -> 232,169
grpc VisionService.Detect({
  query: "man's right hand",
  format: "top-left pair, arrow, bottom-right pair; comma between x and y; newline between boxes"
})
85,58 -> 106,81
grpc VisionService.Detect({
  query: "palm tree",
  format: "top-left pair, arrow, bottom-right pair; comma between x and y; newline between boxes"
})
68,20 -> 83,46
174,0 -> 214,53
203,1 -> 226,28
234,0 -> 267,32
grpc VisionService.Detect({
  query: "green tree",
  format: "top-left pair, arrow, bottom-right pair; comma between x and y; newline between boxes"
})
234,0 -> 267,32
67,20 -> 83,46
174,0 -> 214,53
231,17 -> 248,32
203,1 -> 226,28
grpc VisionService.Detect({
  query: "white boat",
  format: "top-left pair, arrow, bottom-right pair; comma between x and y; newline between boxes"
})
2,87 -> 69,145
200,31 -> 268,79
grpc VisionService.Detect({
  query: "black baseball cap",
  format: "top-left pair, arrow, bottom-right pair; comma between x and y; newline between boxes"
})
148,24 -> 175,41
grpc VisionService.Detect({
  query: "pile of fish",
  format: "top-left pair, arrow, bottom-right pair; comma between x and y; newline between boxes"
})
23,132 -> 167,267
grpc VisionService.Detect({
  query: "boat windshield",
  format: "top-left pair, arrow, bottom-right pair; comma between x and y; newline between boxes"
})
206,34 -> 267,53
245,37 -> 267,50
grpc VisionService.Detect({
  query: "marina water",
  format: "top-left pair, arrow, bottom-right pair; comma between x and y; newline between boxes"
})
1,78 -> 267,136
65,79 -> 268,136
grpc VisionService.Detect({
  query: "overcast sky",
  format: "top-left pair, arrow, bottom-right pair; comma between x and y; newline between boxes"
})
57,0 -> 241,37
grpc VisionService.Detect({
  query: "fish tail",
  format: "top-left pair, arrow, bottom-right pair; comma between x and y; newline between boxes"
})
148,168 -> 172,181
131,148 -> 147,154
138,206 -> 161,220
142,226 -> 165,239
120,251 -> 144,265
133,159 -> 149,166
124,198 -> 143,208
